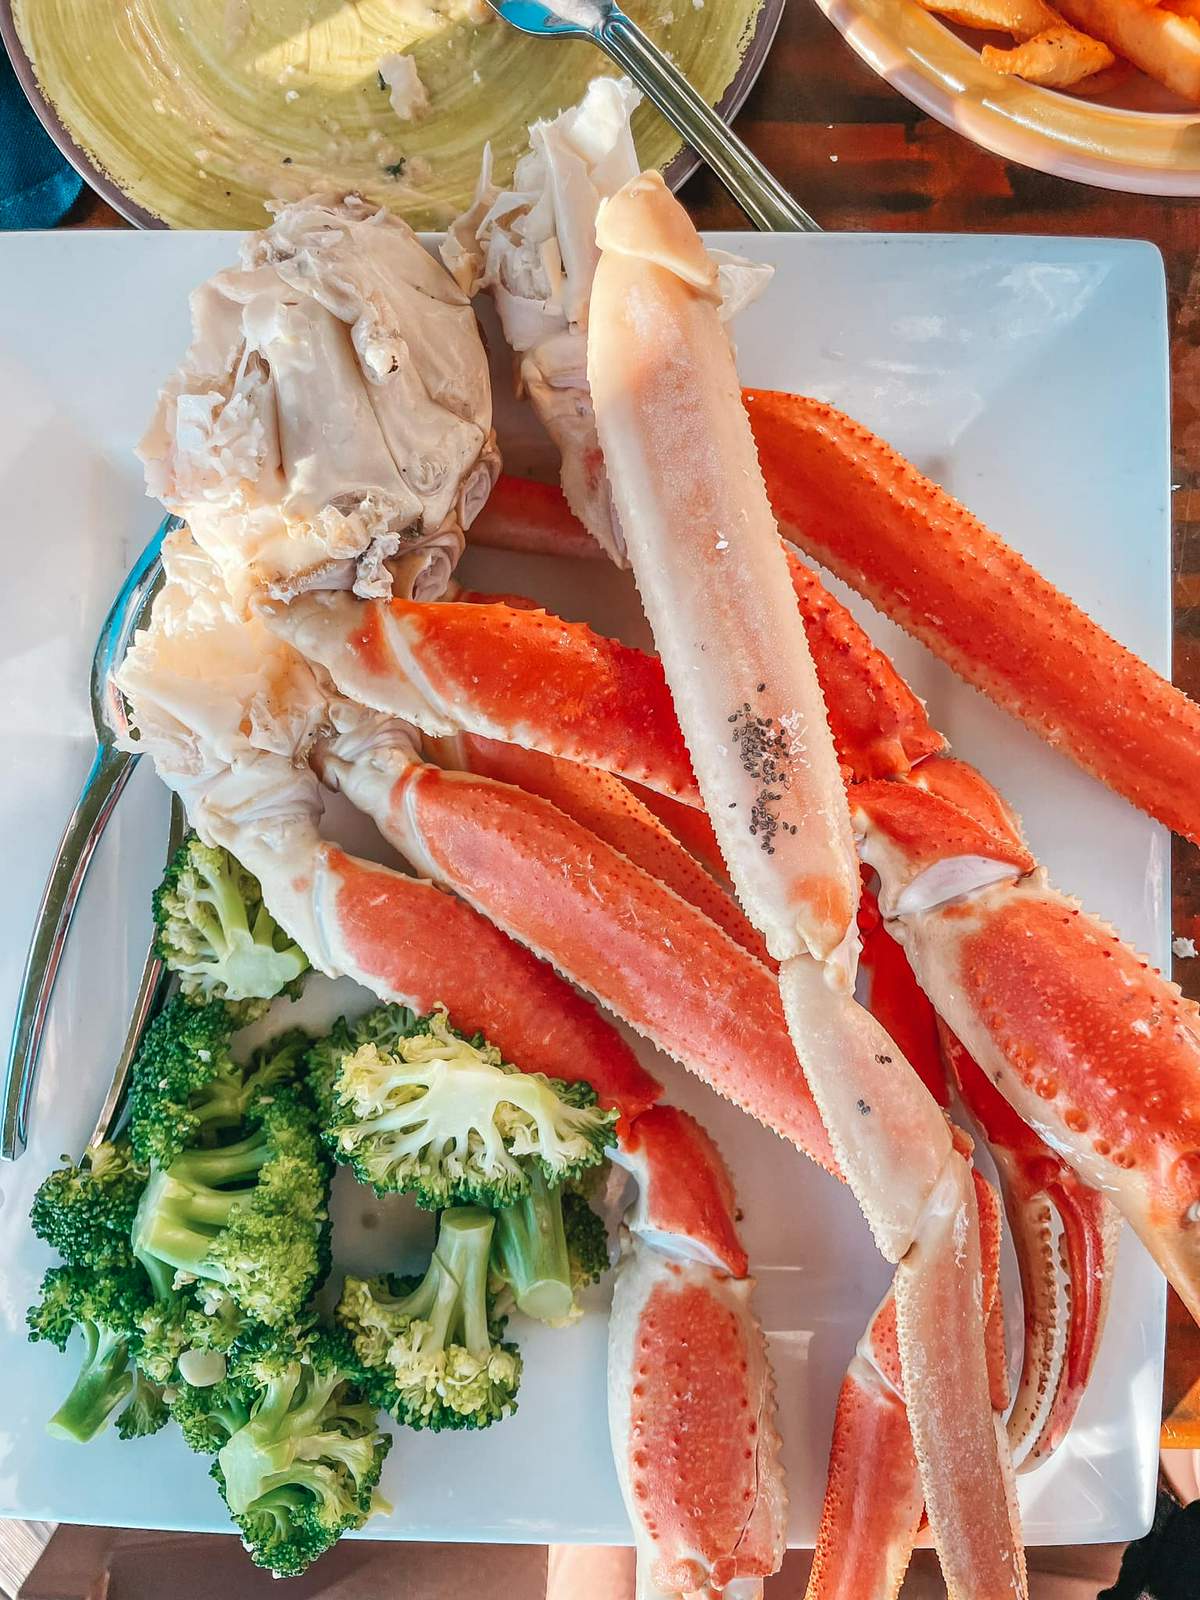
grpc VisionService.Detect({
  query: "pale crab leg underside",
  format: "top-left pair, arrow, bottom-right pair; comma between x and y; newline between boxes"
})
805,1155 -> 1008,1600
584,172 -> 1024,1599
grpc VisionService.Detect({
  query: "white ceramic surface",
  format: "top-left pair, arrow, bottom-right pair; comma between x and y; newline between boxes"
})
0,229 -> 1170,1547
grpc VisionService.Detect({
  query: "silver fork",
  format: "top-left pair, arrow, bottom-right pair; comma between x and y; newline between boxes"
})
86,792 -> 187,1149
3,518 -> 177,1160
484,0 -> 818,233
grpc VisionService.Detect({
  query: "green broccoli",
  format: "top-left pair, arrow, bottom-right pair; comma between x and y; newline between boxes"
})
212,1326 -> 391,1577
337,1206 -> 520,1431
129,1004 -> 312,1171
309,1005 -> 616,1209
27,1262 -> 151,1441
153,834 -> 310,1008
490,1171 -> 611,1326
115,1370 -> 169,1439
562,1189 -> 611,1293
128,996 -> 240,1169
135,1282 -> 246,1387
132,1090 -> 330,1328
30,1138 -> 148,1269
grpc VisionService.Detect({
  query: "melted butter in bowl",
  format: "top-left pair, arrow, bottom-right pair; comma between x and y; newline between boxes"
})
14,0 -> 765,227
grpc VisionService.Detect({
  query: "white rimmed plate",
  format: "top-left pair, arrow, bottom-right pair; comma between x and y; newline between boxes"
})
0,229 -> 1170,1547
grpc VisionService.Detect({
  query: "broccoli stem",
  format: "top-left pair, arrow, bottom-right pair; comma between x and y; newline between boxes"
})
132,1130 -> 269,1279
197,853 -> 255,950
397,1208 -> 496,1360
47,1325 -> 134,1442
491,1170 -> 575,1325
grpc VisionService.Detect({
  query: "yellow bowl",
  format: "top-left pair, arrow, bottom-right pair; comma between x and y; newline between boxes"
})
2,0 -> 779,228
814,0 -> 1200,194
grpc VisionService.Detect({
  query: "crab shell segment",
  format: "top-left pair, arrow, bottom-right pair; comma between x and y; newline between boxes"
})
744,385 -> 1200,847
587,170 -> 859,969
805,1161 -> 1009,1600
854,766 -> 1200,1326
939,1023 -> 1122,1467
442,732 -> 772,966
262,589 -> 701,805
615,1104 -> 749,1279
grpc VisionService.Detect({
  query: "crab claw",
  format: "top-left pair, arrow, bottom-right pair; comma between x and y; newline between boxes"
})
616,1105 -> 749,1278
939,1025 -> 1121,1466
608,1107 -> 785,1598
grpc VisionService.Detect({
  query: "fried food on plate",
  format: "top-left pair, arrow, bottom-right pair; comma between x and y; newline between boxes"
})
914,0 -> 1061,38
918,0 -> 1200,101
1054,0 -> 1200,98
981,23 -> 1116,84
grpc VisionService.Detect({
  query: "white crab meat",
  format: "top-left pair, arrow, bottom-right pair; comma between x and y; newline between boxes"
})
445,78 -> 773,564
141,194 -> 499,612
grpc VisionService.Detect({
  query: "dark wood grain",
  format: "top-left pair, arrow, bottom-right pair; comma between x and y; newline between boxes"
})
61,0 -> 1200,1446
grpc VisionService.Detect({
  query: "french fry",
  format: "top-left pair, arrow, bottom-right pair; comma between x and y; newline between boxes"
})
1053,0 -> 1200,98
981,23 -> 1117,80
915,0 -> 1064,40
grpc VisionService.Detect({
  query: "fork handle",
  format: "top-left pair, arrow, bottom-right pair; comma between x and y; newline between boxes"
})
597,10 -> 819,233
88,793 -> 186,1148
3,743 -> 138,1159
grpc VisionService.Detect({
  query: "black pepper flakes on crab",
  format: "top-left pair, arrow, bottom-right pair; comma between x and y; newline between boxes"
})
727,701 -> 800,854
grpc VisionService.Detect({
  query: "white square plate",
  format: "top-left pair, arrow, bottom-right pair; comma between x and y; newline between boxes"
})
0,230 -> 1170,1548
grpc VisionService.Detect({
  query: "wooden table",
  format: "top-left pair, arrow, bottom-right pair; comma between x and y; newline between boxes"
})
60,0 -> 1200,1463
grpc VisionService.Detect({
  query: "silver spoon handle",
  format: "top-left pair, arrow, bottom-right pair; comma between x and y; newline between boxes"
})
597,9 -> 819,233
89,793 -> 186,1148
4,744 -> 138,1159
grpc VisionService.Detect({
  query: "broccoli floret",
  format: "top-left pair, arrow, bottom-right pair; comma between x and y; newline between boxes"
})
337,1207 -> 520,1431
562,1189 -> 611,1294
132,1091 -> 330,1327
130,998 -> 316,1172
128,997 -> 240,1169
153,835 -> 310,1007
310,1006 -> 616,1209
116,1370 -> 169,1439
30,1138 -> 148,1269
136,1283 -> 246,1386
169,1369 -> 253,1453
212,1326 -> 391,1577
27,1263 -> 151,1441
490,1171 -> 610,1326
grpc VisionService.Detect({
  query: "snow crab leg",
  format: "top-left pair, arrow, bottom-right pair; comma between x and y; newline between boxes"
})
584,171 -> 1023,1600
858,898 -> 1121,1468
745,388 -> 1200,847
